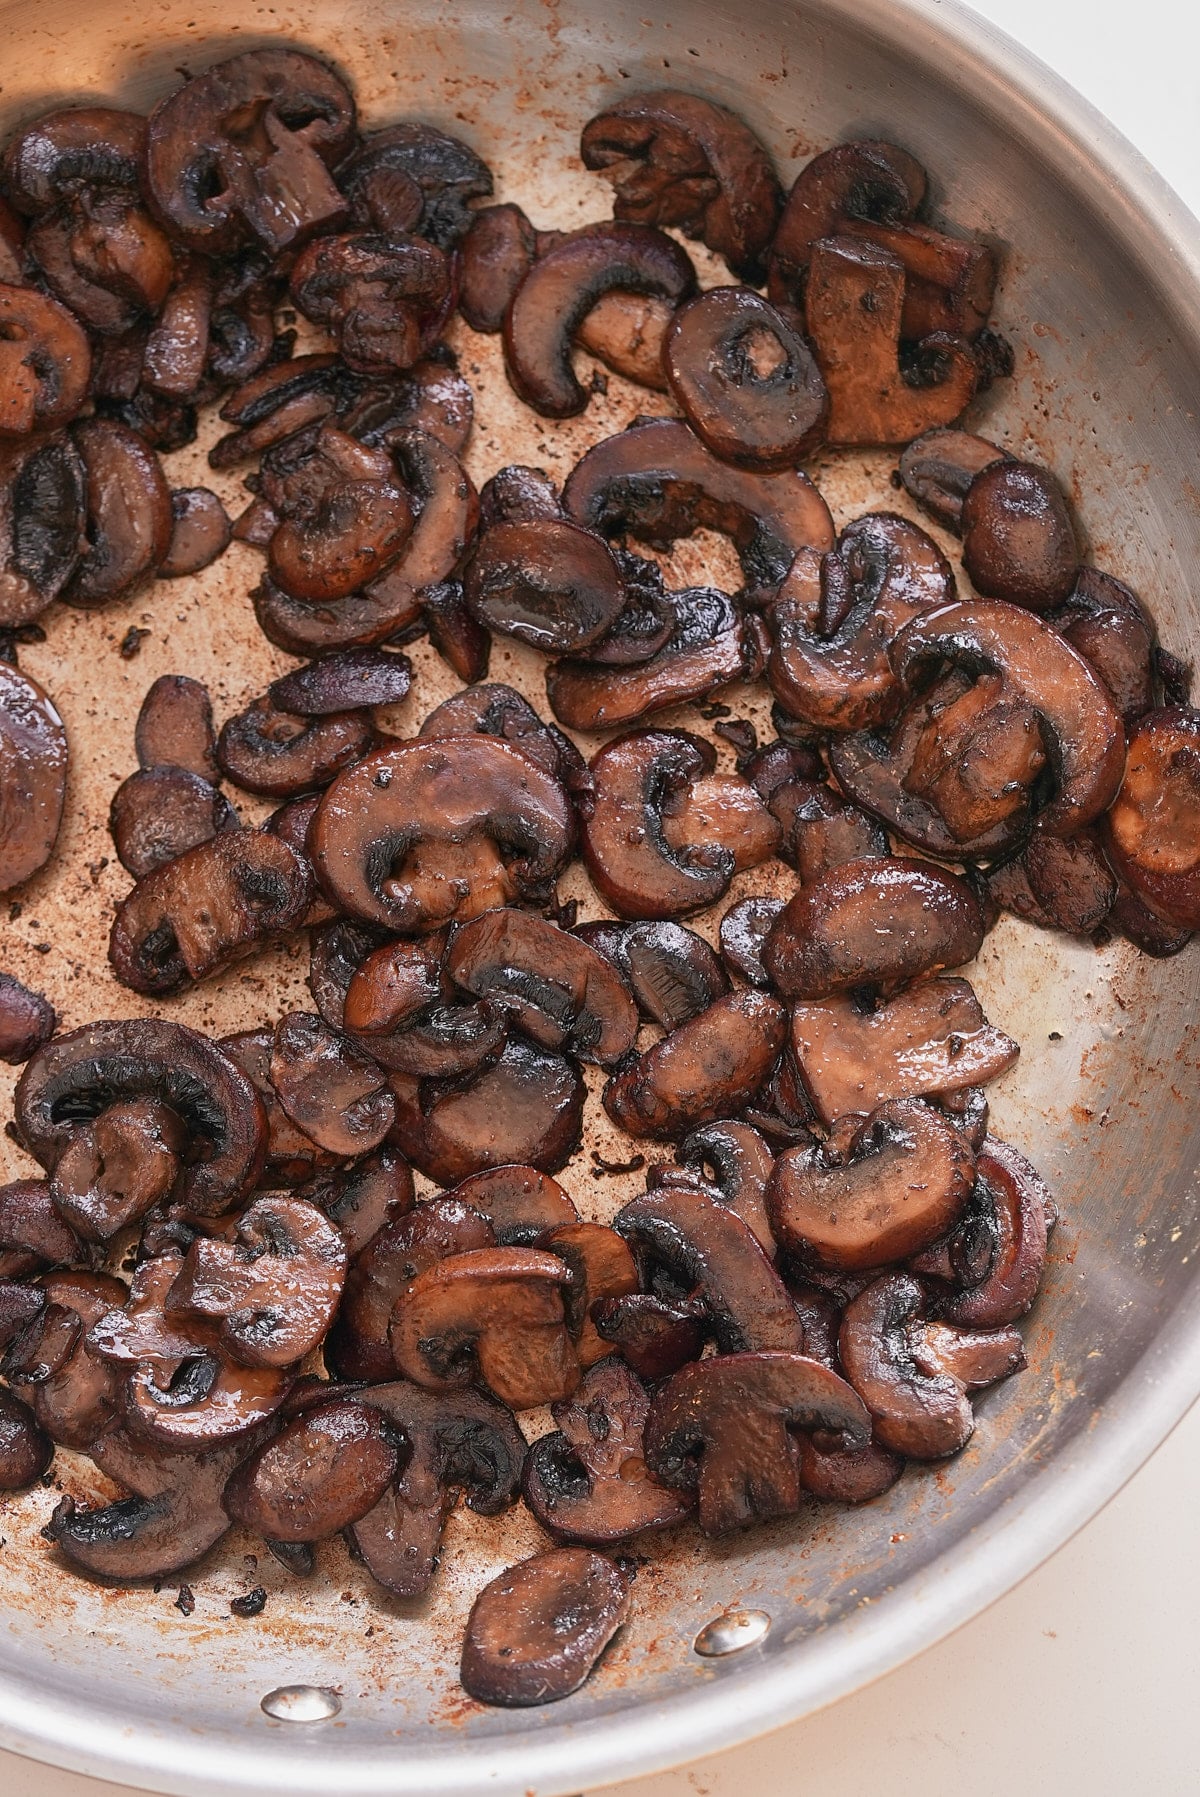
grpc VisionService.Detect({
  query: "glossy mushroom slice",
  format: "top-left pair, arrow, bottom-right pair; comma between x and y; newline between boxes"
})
804,236 -> 977,446
338,121 -> 491,244
1047,567 -> 1157,729
390,1245 -> 580,1409
160,488 -> 232,578
108,829 -> 313,995
61,420 -> 172,607
268,647 -> 413,716
16,1018 -> 266,1215
789,978 -> 1020,1129
605,991 -> 786,1141
389,1037 -> 586,1185
564,417 -> 834,600
580,90 -> 781,281
419,682 -> 589,794
523,1357 -> 693,1543
576,919 -> 729,1029
839,1271 -> 1025,1458
664,286 -> 827,468
300,1142 -> 414,1257
644,1349 -> 870,1533
583,730 -> 780,920
219,1027 -> 338,1189
0,282 -> 90,437
0,662 -> 68,893
590,1291 -> 705,1383
50,1098 -> 187,1242
960,460 -> 1078,612
768,513 -> 954,733
135,675 -> 217,780
109,766 -> 238,879
459,204 -> 538,332
540,1222 -> 640,1367
461,1546 -> 630,1707
0,1386 -> 52,1490
898,428 -> 1009,532
1019,826 -> 1116,935
145,48 -> 356,254
267,1012 -> 395,1158
267,475 -> 416,605
1103,707 -> 1200,929
26,1271 -> 126,1448
650,1119 -> 776,1257
310,736 -> 573,932
124,1354 -> 293,1456
342,357 -> 475,457
912,1136 -> 1050,1328
718,895 -> 784,988
446,1166 -> 578,1247
290,232 -> 453,374
348,1380 -> 525,1600
503,222 -> 696,417
0,1179 -> 80,1278
0,433 -> 87,626
343,935 -> 508,1080
465,517 -> 625,654
224,1398 -> 399,1541
0,973 -> 55,1066
216,697 -> 374,798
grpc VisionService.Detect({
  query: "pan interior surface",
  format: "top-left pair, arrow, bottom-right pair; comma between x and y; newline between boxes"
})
0,2 -> 1198,1793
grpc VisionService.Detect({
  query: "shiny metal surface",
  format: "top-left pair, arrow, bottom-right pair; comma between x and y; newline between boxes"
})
0,2 -> 1198,1794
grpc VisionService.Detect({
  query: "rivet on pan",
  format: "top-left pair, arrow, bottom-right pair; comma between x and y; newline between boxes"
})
693,1608 -> 771,1657
260,1684 -> 342,1722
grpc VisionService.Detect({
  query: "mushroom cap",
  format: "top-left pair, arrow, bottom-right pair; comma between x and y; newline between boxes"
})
604,990 -> 787,1141
0,662 -> 68,893
460,1546 -> 631,1706
1104,707 -> 1200,928
223,1398 -> 399,1541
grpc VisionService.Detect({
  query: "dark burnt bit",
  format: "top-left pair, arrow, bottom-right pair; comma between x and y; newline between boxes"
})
230,1587 -> 268,1618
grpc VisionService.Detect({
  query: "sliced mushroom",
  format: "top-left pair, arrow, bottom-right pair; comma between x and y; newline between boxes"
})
269,1011 -> 394,1157
581,90 -> 781,281
30,1270 -> 127,1448
140,255 -> 214,399
145,48 -> 356,254
418,682 -> 588,793
789,977 -> 1020,1128
269,646 -> 413,716
798,1431 -> 904,1504
108,828 -> 313,995
290,230 -> 452,373
0,662 -> 68,892
577,290 -> 674,391
300,1142 -> 414,1257
466,517 -> 625,653
462,1546 -> 630,1707
390,1244 -> 579,1409
389,1037 -> 585,1184
0,1385 -> 52,1489
0,433 -> 87,626
1048,567 -> 1157,728
0,1179 -> 80,1278
343,934 -> 508,1080
269,477 -> 416,604
109,766 -> 238,879
665,286 -> 827,468
459,203 -> 537,332
478,465 -> 563,530
605,990 -> 786,1142
62,420 -> 172,606
0,1280 -> 44,1350
839,1271 -> 1025,1457
135,674 -> 217,780
912,1135 -> 1050,1328
581,548 -> 677,666
1021,826 -> 1116,934
643,1349 -> 869,1533
157,487 -> 232,579
1103,707 -> 1200,929
341,356 -> 475,455
653,1119 -> 776,1256
960,460 -> 1078,611
446,1167 -> 579,1246
0,972 -> 55,1065
311,736 -> 573,932
224,1397 -> 399,1540
576,919 -> 729,1029
218,1026 -> 337,1189
50,1098 -> 187,1242
540,1222 -> 639,1366
339,122 -> 492,246
898,428 -> 1008,531
216,696 -> 373,798
590,1291 -> 705,1382
0,282 -> 90,436
719,895 -> 784,987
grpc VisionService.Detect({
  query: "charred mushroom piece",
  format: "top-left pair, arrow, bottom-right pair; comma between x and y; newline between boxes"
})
0,1386 -> 52,1489
390,1245 -> 579,1409
960,460 -> 1078,611
804,237 -> 977,445
339,123 -> 492,247
540,1223 -> 639,1366
0,972 -> 55,1064
311,736 -> 573,932
0,433 -> 87,626
290,231 -> 452,373
898,428 -> 1008,531
606,990 -> 786,1142
0,662 -> 68,893
839,1271 -> 1024,1458
109,829 -> 312,995
578,919 -> 729,1030
466,518 -> 625,654
1103,707 -> 1200,929
216,697 -> 374,798
719,895 -> 784,988
420,577 -> 492,684
145,48 -> 356,254
768,1098 -> 974,1272
135,674 -> 217,780
665,286 -> 827,468
459,203 -> 537,332
590,1291 -> 705,1382
581,90 -> 781,281
29,1270 -> 128,1448
0,1179 -> 81,1278
160,488 -> 232,578
269,646 -> 413,716
0,283 -> 90,436
644,1349 -> 869,1533
269,1012 -> 395,1157
50,1098 -> 186,1241
657,1119 -> 776,1256
62,420 -> 172,606
523,1357 -> 692,1543
219,1026 -> 338,1189
389,1037 -> 585,1184
913,1136 -> 1049,1328
109,766 -> 238,879
224,1397 -> 398,1540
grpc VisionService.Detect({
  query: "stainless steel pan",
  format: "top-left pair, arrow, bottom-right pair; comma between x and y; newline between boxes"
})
1,1 -> 1198,1792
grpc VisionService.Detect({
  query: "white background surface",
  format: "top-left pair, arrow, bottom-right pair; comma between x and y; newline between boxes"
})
3,2 -> 1199,1793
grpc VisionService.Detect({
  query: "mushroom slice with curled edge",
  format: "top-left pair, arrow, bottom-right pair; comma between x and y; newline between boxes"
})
160,488 -> 231,578
664,286 -> 828,469
1046,567 -> 1158,729
763,857 -> 985,1000
461,1547 -> 631,1707
760,771 -> 889,883
768,513 -> 955,734
0,283 -> 90,437
290,231 -> 452,374
223,1397 -> 399,1541
899,428 -> 1009,532
0,433 -> 87,627
804,236 -> 977,446
581,89 -> 781,282
839,1271 -> 1025,1458
267,483 -> 416,607
644,1350 -> 870,1534
576,919 -> 729,1029
26,1272 -> 126,1449
61,420 -> 172,607
50,1098 -> 186,1242
911,1136 -> 1050,1328
135,674 -> 217,780
605,990 -> 787,1141
108,829 -> 313,996
564,418 -> 834,601
445,908 -> 638,1066
0,973 -> 55,1065
167,1193 -> 346,1370
343,357 -> 476,457
1,1179 -> 79,1276
650,1119 -> 776,1257
889,599 -> 1126,836
86,1256 -> 216,1368
418,682 -> 588,795
523,1357 -> 693,1544
576,290 -> 674,391
503,222 -> 696,417
216,697 -> 374,799
447,1167 -> 579,1245
343,935 -> 508,1080
269,1012 -> 395,1158
389,1037 -> 586,1185
219,1027 -> 338,1189
144,48 -> 356,255
327,1195 -> 496,1383
583,730 -> 780,920
338,122 -> 493,247
1103,707 -> 1200,930
348,1380 -> 525,1599
591,1291 -> 705,1382
465,517 -> 626,654
767,1098 -> 975,1273
390,1245 -> 580,1410
268,647 -> 413,716
789,977 -> 1019,1129
310,736 -> 573,933
0,662 -> 68,893
109,766 -> 238,879
540,1223 -> 639,1367
719,895 -> 784,988
300,1142 -> 414,1257
0,1386 -> 52,1490
460,204 -> 537,333
581,548 -> 677,667
125,1351 -> 293,1454
15,1018 -> 267,1215
547,585 -> 769,733
960,460 -> 1078,612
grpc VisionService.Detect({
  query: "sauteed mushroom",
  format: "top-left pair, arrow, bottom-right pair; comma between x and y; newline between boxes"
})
0,1179 -> 80,1277
269,1011 -> 395,1157
0,433 -> 87,627
27,1271 -> 126,1448
718,896 -> 783,987
142,255 -> 215,398
339,123 -> 493,246
591,1291 -> 705,1383
216,696 -> 374,798
540,1222 -> 639,1366
899,427 -> 1008,531
0,972 -> 55,1064
960,459 -> 1078,611
62,420 -> 172,606
389,1037 -> 585,1184
50,1098 -> 186,1241
1049,567 -> 1157,728
290,231 -> 452,373
135,674 -> 217,780
0,661 -> 68,892
0,1386 -> 51,1489
460,1546 -> 631,1707
913,1136 -> 1049,1328
1103,707 -> 1200,929
460,203 -> 537,333
576,919 -> 728,1029
160,488 -> 232,578
224,1397 -> 398,1540
1020,825 -> 1116,934
653,1119 -> 776,1256
466,517 -> 625,653
219,1027 -> 338,1189
0,282 -> 90,436
343,934 -> 507,1080
665,286 -> 828,468
577,290 -> 674,391
420,683 -> 588,798
109,765 -> 238,879
301,1142 -> 414,1256
269,646 -> 413,715
605,990 -> 786,1140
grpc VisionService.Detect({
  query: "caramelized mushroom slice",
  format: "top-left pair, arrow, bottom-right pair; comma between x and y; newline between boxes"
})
790,978 -> 1020,1128
125,1355 -> 293,1453
644,1349 -> 869,1534
960,460 -> 1078,611
343,935 -> 508,1080
913,1136 -> 1050,1328
216,696 -> 374,798
605,990 -> 786,1142
839,1271 -> 1025,1458
665,286 -> 827,468
804,237 -> 977,445
300,1142 -> 414,1257
583,730 -> 779,920
898,428 -> 1008,531
62,420 -> 172,606
1103,707 -> 1200,929
523,1357 -> 692,1543
219,1027 -> 337,1189
390,1245 -> 579,1409
447,1166 -> 578,1246
50,1098 -> 186,1242
268,479 -> 415,605
0,433 -> 87,626
0,1386 -> 52,1489
141,255 -> 214,399
224,1397 -> 399,1540
159,488 -> 232,578
0,283 -> 90,436
109,766 -> 238,879
577,290 -> 674,391
269,1011 -> 395,1157
419,681 -> 588,793
0,1179 -> 80,1278
108,829 -> 312,995
339,122 -> 492,246
768,1099 -> 974,1273
28,1271 -> 126,1448
290,231 -> 452,373
1020,825 -> 1116,934
504,222 -> 695,417
460,203 -> 537,332
1047,567 -> 1157,728
798,1430 -> 904,1504
540,1222 -> 639,1367
466,517 -> 625,653
269,647 -> 413,715
341,356 -> 475,455
135,674 -> 217,780
311,736 -> 573,932
0,662 -> 68,892
309,916 -> 391,1027
581,90 -> 781,281
590,1291 -> 705,1382
654,1119 -> 776,1256
145,48 -> 356,254
478,466 -> 563,530
389,1037 -> 585,1184
768,513 -> 954,733
577,919 -> 729,1029
462,1546 -> 630,1707
0,972 -> 55,1064
719,895 -> 784,988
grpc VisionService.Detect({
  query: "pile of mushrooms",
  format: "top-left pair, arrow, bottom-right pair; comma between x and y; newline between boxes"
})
1,51 -> 1198,1714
